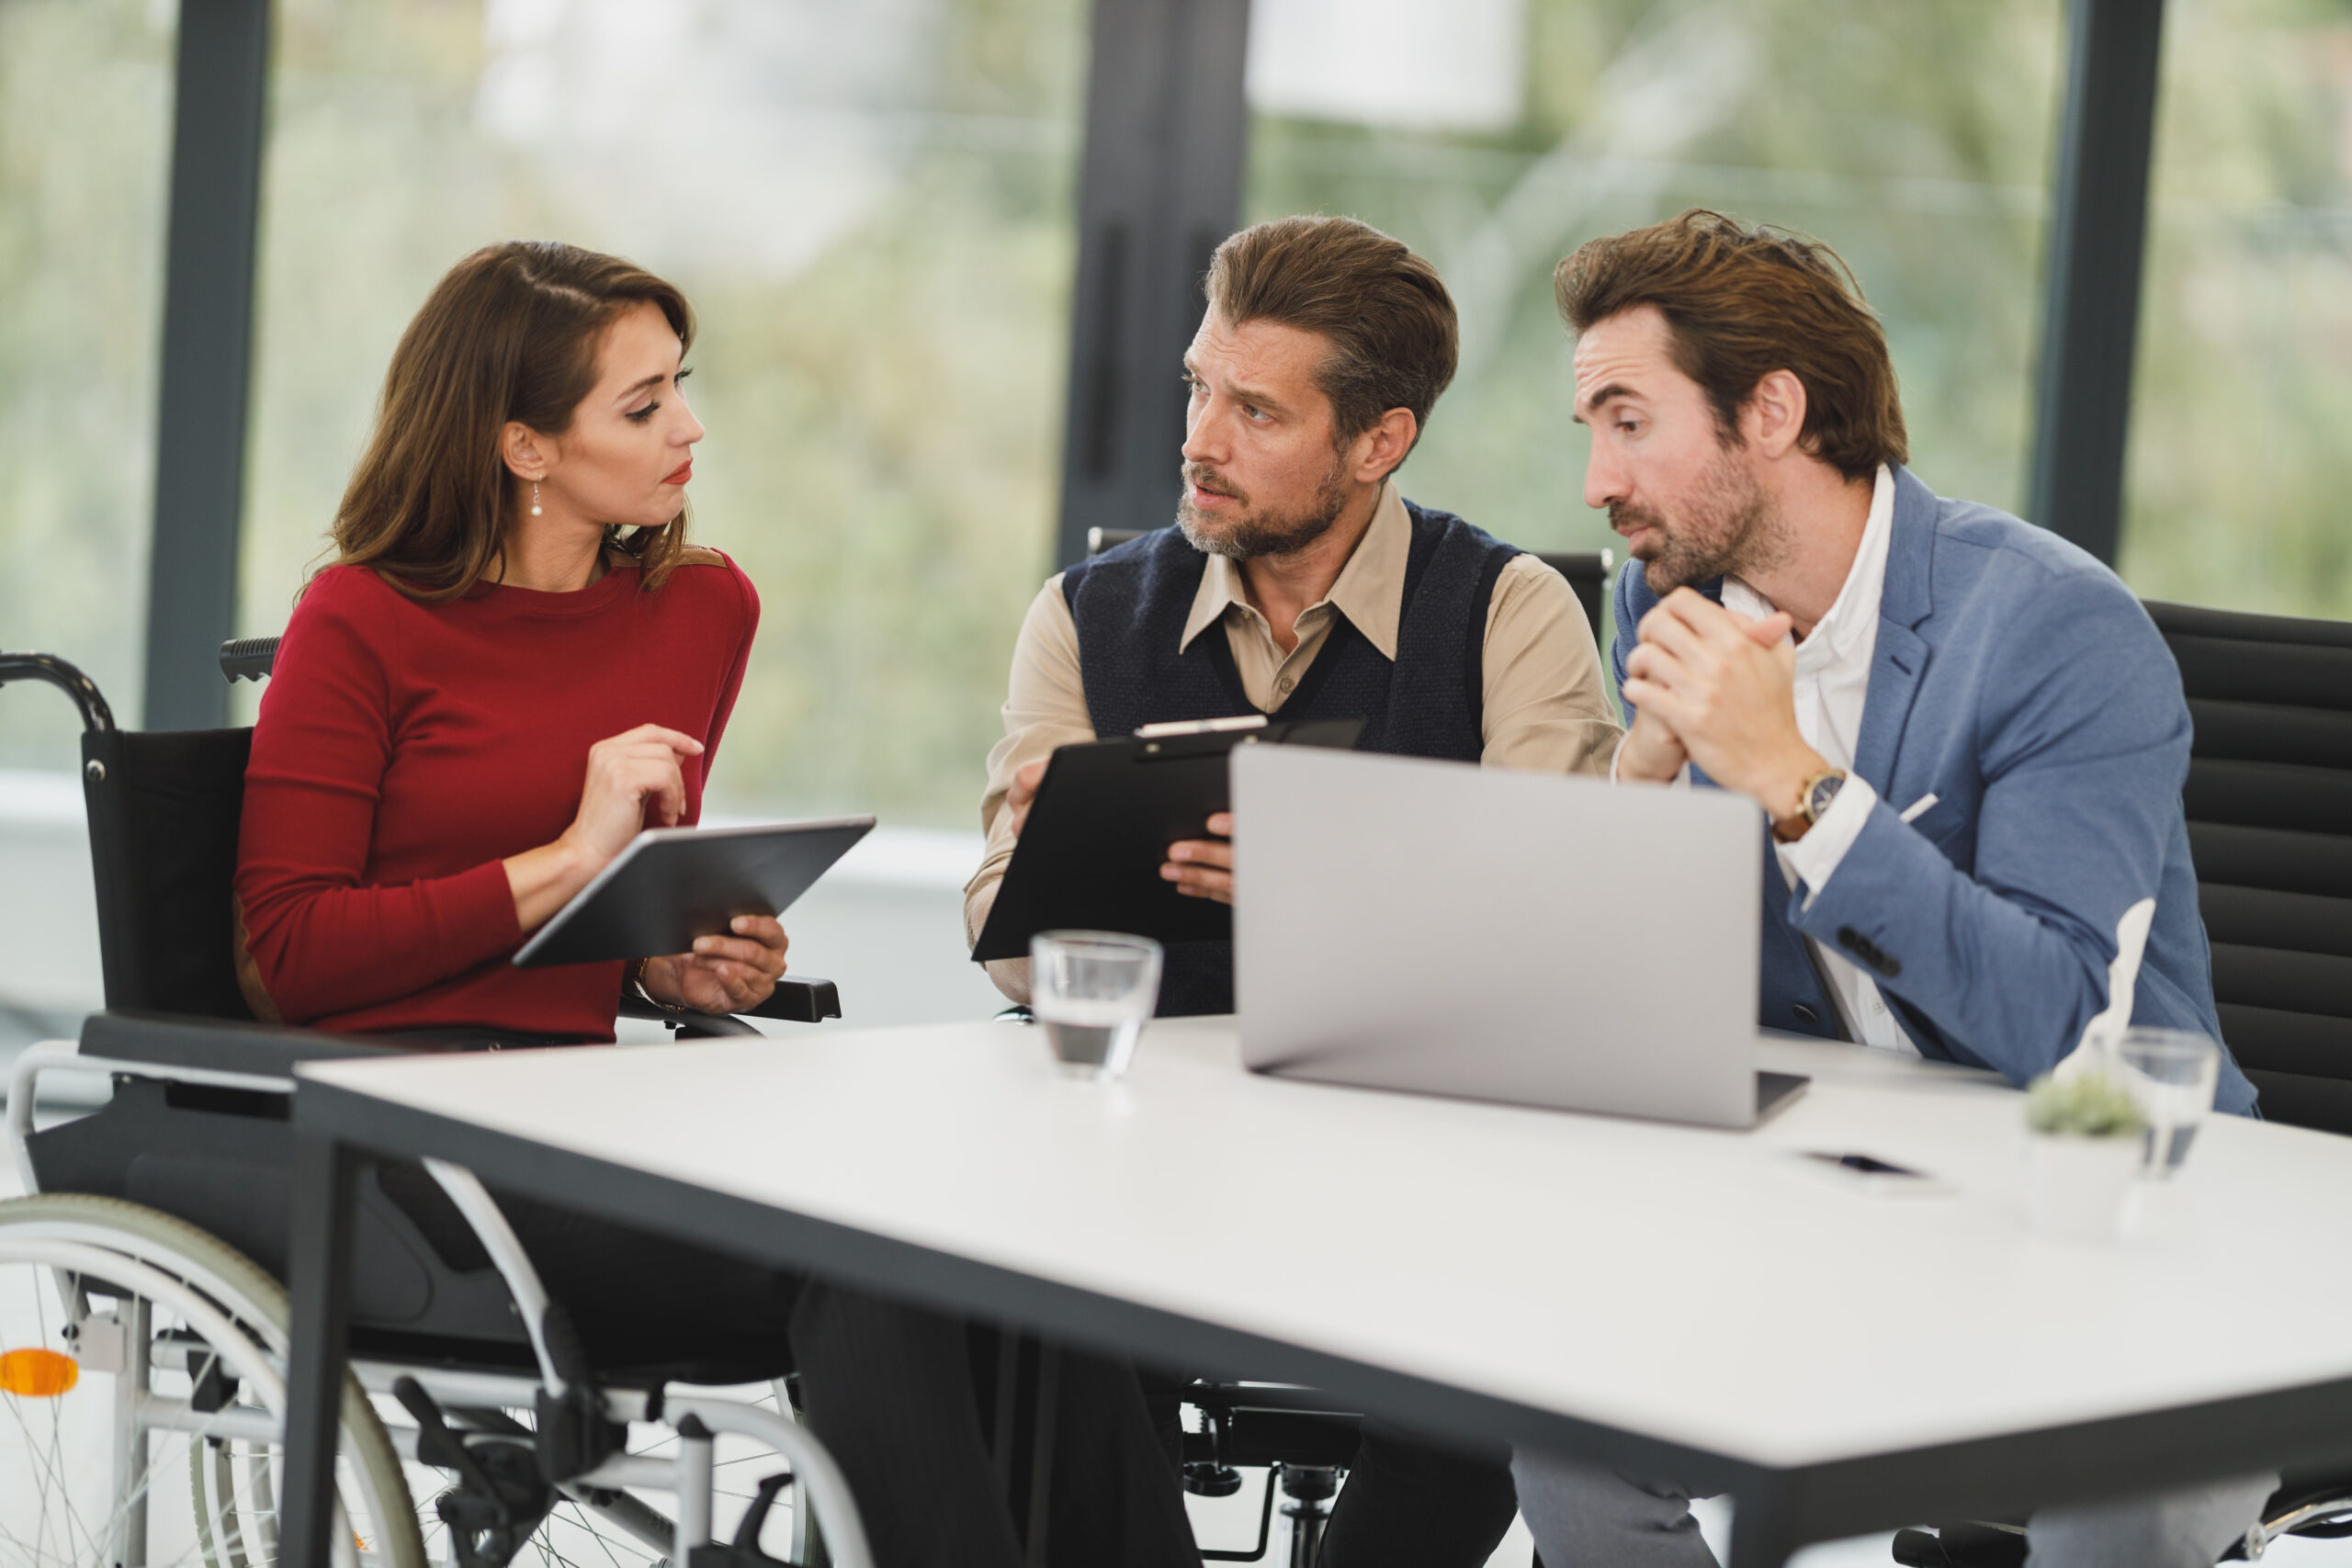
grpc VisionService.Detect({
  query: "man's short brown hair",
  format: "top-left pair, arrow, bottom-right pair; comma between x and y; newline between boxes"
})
1555,210 -> 1906,482
1205,216 -> 1457,465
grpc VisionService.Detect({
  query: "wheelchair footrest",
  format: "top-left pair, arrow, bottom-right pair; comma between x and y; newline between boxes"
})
685,1472 -> 796,1568
396,1376 -> 554,1568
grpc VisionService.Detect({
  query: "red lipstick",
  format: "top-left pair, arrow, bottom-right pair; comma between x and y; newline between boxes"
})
662,460 -> 694,485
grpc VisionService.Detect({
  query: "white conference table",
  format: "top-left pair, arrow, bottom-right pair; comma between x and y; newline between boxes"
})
277,1018 -> 2352,1566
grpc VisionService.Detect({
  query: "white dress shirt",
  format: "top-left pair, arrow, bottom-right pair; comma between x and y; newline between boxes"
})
1719,465 -> 1917,1054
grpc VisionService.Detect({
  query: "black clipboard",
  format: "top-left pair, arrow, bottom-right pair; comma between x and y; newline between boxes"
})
970,716 -> 1361,963
513,817 -> 875,968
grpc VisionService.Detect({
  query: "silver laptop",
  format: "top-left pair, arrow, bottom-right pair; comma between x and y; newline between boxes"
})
1231,745 -> 1807,1129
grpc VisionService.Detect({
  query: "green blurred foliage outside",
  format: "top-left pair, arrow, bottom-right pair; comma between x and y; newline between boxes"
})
1248,0 -> 2061,562
4,0 -> 2350,815
2127,0 -> 2352,615
0,0 -> 173,769
233,0 -> 1084,829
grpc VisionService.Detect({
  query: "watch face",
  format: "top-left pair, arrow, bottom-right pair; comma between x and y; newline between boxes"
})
1807,772 -> 1847,819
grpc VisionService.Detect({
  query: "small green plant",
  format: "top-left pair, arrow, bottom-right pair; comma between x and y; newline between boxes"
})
2026,1072 -> 2147,1137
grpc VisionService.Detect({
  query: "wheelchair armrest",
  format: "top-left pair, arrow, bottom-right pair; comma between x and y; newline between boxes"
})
741,976 -> 841,1023
614,994 -> 762,1038
613,976 -> 839,1033
79,1010 -> 418,1080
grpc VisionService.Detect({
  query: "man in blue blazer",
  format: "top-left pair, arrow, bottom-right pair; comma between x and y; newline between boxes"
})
1510,210 -> 2269,1567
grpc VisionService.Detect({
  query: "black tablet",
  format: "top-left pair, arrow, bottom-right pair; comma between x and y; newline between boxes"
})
513,817 -> 875,968
970,716 -> 1361,963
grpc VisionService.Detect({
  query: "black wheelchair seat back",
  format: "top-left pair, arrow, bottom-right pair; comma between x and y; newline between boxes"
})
81,724 -> 258,1020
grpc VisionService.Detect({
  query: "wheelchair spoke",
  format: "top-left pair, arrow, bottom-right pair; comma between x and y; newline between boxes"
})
5,1379 -> 105,1568
566,1505 -> 633,1568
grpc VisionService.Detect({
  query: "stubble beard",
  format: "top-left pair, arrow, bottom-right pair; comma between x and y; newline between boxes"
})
1177,457 -> 1350,560
1617,445 -> 1788,594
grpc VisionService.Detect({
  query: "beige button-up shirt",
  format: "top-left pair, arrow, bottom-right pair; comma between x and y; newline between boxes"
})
964,481 -> 1623,963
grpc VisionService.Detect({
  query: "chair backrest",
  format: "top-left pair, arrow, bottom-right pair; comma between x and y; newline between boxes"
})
81,725 -> 258,1021
1081,527 -> 1613,643
2145,600 -> 2352,1134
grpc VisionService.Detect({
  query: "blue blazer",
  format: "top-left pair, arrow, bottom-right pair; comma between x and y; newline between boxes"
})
1611,466 -> 2257,1114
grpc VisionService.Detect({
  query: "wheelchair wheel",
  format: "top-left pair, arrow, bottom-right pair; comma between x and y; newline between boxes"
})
0,1192 -> 424,1568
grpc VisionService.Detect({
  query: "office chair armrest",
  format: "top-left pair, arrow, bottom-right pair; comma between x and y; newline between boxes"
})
79,1009 -> 415,1080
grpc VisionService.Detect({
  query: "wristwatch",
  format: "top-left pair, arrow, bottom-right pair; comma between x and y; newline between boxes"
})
1774,767 -> 1848,842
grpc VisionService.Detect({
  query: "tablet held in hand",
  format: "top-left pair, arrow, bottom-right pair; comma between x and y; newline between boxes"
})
514,817 -> 875,968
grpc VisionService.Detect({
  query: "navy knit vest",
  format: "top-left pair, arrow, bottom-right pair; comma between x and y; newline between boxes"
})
1060,501 -> 1520,1015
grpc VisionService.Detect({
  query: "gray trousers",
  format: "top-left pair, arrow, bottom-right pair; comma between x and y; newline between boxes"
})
1510,1450 -> 2278,1568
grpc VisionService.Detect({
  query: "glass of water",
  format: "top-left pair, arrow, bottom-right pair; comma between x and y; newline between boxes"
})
2115,1027 -> 2222,1178
1030,931 -> 1163,1081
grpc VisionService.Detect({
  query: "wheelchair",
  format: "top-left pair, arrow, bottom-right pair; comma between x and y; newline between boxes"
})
0,644 -> 873,1568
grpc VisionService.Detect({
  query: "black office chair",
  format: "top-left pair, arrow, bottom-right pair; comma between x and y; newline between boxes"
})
1894,596 -> 2352,1564
1083,525 -> 1616,645
2149,600 -> 2352,1135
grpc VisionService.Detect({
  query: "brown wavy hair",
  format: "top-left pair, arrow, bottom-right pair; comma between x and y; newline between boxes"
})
1205,216 -> 1457,468
320,241 -> 695,601
1555,210 -> 1905,482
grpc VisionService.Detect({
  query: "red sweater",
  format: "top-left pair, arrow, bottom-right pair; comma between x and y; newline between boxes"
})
234,548 -> 759,1037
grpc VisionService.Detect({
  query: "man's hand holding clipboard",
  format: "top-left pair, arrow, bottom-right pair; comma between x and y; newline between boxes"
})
968,714 -> 1359,964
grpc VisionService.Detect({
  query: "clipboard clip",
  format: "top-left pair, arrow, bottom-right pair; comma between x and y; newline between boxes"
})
1136,714 -> 1270,759
1135,715 -> 1270,739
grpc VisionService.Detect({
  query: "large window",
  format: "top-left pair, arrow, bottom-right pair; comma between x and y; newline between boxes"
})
2122,0 -> 2352,619
1244,0 -> 2064,559
236,0 -> 1087,829
0,0 -> 175,1044
0,0 -> 176,768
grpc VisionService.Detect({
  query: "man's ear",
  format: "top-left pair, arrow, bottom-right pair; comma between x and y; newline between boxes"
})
1743,369 -> 1808,460
1351,407 -> 1419,485
502,421 -> 550,481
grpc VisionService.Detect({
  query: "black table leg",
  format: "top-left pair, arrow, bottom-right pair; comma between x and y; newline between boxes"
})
280,1130 -> 365,1568
1023,1341 -> 1061,1568
1727,1480 -> 1800,1568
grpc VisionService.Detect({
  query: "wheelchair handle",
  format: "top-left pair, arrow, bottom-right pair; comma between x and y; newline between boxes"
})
0,651 -> 116,733
219,635 -> 280,682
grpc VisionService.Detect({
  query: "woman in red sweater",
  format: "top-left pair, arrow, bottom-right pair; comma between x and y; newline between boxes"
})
232,242 -> 1200,1568
235,242 -> 783,1033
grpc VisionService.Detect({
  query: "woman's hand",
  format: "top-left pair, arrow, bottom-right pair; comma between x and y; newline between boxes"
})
506,724 -> 706,932
639,915 -> 790,1015
560,724 -> 705,863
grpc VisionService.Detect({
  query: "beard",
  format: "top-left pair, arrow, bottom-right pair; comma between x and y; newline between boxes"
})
1176,457 -> 1349,560
1615,446 -> 1786,593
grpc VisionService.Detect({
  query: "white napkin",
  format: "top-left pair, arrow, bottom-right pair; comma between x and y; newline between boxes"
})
2052,897 -> 2157,1081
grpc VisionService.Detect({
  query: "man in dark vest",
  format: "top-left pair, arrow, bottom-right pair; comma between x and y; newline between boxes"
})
967,214 -> 1620,1017
964,216 -> 1621,1566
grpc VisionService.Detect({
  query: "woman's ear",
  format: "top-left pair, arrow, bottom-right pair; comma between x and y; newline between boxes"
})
502,421 -> 549,481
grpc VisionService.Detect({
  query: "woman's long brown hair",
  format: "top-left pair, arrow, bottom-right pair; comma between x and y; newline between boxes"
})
320,241 -> 695,601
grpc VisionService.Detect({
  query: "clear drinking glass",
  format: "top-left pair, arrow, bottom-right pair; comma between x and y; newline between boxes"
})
1030,931 -> 1163,1081
2114,1027 -> 2222,1177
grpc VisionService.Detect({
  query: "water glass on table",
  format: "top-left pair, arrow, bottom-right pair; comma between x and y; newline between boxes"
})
2114,1027 -> 2221,1177
1030,931 -> 1163,1081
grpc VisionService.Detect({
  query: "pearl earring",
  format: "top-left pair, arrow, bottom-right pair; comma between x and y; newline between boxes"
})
530,480 -> 543,518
